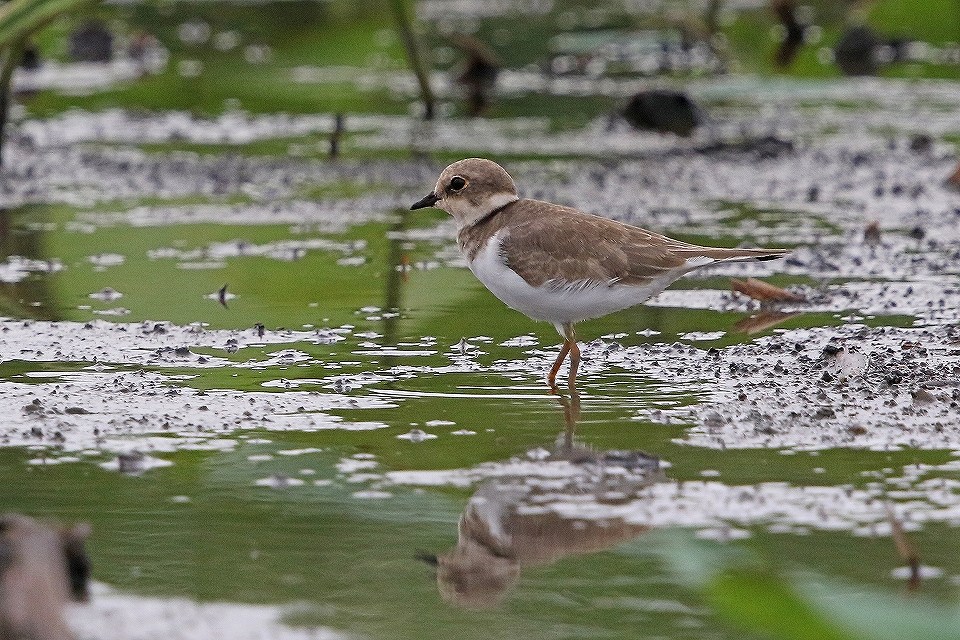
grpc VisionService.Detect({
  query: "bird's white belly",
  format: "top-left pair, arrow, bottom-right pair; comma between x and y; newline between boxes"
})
466,232 -> 684,324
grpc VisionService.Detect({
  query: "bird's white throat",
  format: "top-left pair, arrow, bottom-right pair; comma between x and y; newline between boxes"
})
446,192 -> 519,230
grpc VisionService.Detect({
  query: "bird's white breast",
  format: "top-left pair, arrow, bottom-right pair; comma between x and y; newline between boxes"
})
466,231 -> 696,325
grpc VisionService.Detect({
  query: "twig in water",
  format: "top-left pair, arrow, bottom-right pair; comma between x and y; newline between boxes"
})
329,112 -> 344,159
886,503 -> 921,592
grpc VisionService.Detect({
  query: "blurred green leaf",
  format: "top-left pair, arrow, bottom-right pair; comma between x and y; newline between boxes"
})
651,531 -> 960,640
707,571 -> 852,640
0,0 -> 97,49
797,579 -> 960,640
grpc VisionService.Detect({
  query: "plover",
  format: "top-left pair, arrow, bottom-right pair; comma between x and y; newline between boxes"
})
411,158 -> 789,389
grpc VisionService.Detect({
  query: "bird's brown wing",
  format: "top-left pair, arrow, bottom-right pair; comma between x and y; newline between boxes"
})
497,200 -> 789,288
498,203 -> 688,288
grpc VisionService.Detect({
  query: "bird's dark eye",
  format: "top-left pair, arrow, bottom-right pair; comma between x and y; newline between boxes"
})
449,176 -> 466,191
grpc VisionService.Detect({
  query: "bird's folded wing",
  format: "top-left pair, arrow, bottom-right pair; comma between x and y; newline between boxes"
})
500,210 -> 688,288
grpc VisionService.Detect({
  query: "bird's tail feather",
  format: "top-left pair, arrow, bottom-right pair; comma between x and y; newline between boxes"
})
674,247 -> 790,263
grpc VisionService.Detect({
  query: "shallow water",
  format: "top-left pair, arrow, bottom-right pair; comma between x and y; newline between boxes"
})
4,67 -> 960,639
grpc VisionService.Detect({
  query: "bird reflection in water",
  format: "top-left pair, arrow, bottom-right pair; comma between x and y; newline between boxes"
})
421,390 -> 665,609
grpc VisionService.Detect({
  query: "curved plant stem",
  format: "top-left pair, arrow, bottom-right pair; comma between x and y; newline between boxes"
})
0,36 -> 25,168
389,0 -> 435,120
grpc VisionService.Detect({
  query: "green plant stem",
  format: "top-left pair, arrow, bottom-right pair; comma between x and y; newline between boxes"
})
0,36 -> 25,168
389,0 -> 435,120
0,0 -> 93,48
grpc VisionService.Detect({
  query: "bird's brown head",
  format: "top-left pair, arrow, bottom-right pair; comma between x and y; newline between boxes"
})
411,158 -> 519,229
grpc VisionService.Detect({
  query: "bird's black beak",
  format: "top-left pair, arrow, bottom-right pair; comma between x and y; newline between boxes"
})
410,192 -> 440,210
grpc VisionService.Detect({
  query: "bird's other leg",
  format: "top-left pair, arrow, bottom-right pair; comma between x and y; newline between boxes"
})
563,323 -> 580,390
547,340 -> 570,391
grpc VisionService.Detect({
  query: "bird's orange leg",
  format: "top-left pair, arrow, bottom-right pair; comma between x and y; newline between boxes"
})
564,324 -> 580,390
548,340 -> 571,391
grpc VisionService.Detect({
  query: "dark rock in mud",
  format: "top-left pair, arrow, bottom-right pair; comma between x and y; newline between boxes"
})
834,26 -> 882,76
22,399 -> 42,414
68,21 -> 114,63
834,25 -> 910,76
908,134 -> 933,154
620,90 -> 702,137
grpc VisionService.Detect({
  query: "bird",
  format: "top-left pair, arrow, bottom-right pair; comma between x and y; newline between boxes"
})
411,158 -> 790,390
